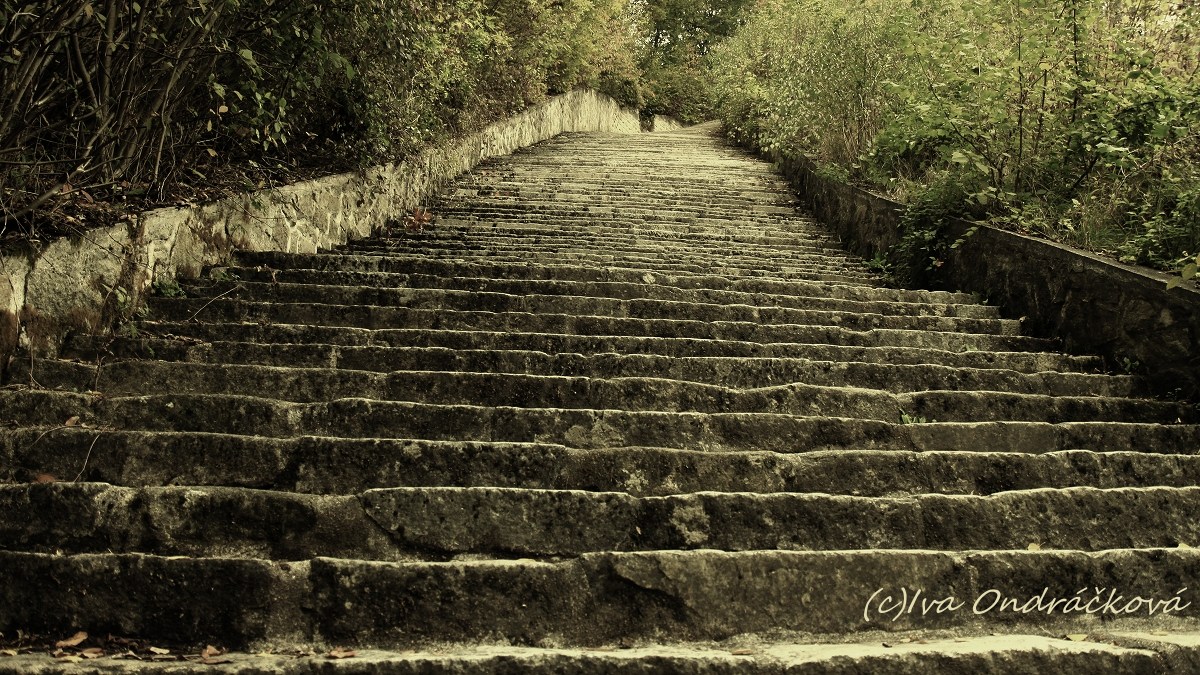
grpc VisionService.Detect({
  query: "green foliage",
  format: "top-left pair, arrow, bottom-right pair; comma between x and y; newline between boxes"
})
1,0 -> 645,236
633,0 -> 750,122
152,278 -> 186,298
713,0 -> 1200,277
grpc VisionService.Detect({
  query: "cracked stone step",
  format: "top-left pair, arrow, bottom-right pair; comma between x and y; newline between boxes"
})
125,318 -> 1062,353
342,244 -> 869,276
142,302 -> 1024,344
6,428 -> 1199,496
64,334 -> 1105,375
0,635 -> 1169,675
154,286 -> 1015,334
370,227 -> 854,256
2,391 -> 1195,446
313,250 -> 882,284
5,483 -> 1200,560
9,369 -> 1187,423
230,253 -> 978,304
295,249 -> 882,284
26,355 -> 1135,398
181,275 -> 1000,319
376,221 -> 853,249
1,549 -> 1196,647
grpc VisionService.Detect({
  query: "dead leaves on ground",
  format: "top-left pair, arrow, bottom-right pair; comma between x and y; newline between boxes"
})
2,632 -> 360,664
403,206 -> 435,233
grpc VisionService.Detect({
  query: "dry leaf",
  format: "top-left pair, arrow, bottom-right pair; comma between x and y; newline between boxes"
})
1066,634 -> 1088,641
202,656 -> 233,665
327,648 -> 357,659
64,416 -> 80,427
81,648 -> 104,659
201,645 -> 224,658
34,473 -> 57,483
56,631 -> 88,648
149,646 -> 171,655
0,649 -> 17,657
1027,543 -> 1042,551
1179,542 -> 1193,549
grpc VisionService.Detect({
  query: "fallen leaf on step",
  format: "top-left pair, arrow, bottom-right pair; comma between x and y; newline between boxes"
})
81,648 -> 104,659
1179,542 -> 1193,549
64,416 -> 80,427
35,473 -> 57,483
56,631 -> 87,648
1066,634 -> 1088,641
148,646 -> 170,655
200,645 -> 224,658
202,655 -> 232,665
0,649 -> 16,657
1027,543 -> 1042,551
327,648 -> 357,659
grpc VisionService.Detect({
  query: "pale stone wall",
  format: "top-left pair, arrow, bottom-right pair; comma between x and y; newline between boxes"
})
0,90 -> 641,360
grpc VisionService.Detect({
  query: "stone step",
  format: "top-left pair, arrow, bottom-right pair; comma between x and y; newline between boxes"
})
312,249 -> 881,285
5,483 -> 1200,560
17,364 -> 1181,423
1,549 -> 1196,647
66,334 -> 1101,374
2,391 -> 1195,446
207,269 -> 998,318
129,319 -> 1063,354
344,240 -> 863,269
378,220 -> 845,250
143,300 -> 1022,341
0,635 -> 1171,675
159,284 -> 1011,333
6,428 -> 1198,496
231,253 -> 976,304
26,354 -> 1134,399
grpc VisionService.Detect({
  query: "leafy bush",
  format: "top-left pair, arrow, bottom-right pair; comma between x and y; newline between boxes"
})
713,0 -> 1200,275
0,0 -> 644,240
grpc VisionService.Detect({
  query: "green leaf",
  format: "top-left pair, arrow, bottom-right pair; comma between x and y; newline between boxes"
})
1183,263 -> 1197,281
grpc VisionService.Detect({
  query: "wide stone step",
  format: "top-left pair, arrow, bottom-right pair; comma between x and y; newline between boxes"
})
27,355 -> 1134,398
0,636 -> 1170,674
15,364 -> 1181,422
143,301 -> 1023,343
344,239 -> 864,269
231,253 -> 977,304
6,428 -> 1198,496
128,318 -> 1065,354
2,391 -> 1195,446
66,334 -> 1103,374
209,269 -> 999,319
313,249 -> 880,284
5,483 -> 1200,560
159,284 -> 1011,333
1,549 -> 1196,647
382,220 -> 847,250
387,224 -> 843,254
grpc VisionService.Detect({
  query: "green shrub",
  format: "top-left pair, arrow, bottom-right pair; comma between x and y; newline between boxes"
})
0,0 -> 645,239
712,0 -> 1200,276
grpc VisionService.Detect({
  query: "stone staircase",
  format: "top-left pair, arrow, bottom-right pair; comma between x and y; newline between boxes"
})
2,124 -> 1200,672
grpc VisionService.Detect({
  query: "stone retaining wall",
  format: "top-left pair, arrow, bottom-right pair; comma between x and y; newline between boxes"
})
0,90 -> 641,364
768,150 -> 1200,398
